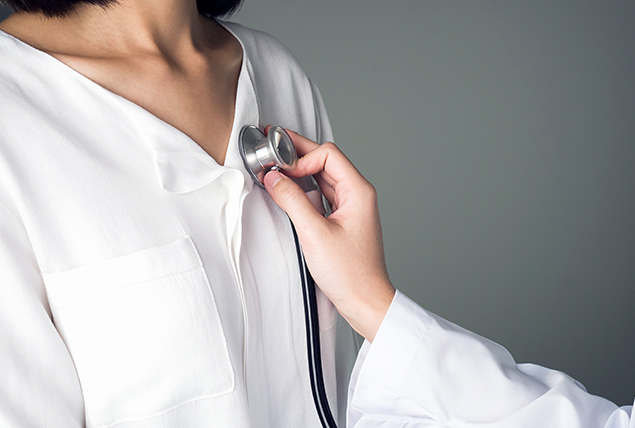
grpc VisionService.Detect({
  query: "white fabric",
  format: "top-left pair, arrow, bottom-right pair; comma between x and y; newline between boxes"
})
0,20 -> 358,428
348,290 -> 635,428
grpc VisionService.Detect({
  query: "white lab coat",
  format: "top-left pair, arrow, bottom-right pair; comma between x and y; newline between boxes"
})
0,19 -> 632,428
349,291 -> 634,427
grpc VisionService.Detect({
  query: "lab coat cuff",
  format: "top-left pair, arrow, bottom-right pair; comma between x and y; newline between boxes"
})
348,290 -> 430,418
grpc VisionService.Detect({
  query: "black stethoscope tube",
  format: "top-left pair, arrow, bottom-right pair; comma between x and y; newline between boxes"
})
239,124 -> 338,426
290,221 -> 338,428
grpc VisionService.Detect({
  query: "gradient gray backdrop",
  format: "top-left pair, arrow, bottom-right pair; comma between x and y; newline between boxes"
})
1,1 -> 634,406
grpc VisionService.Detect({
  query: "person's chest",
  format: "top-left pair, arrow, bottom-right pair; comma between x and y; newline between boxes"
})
55,51 -> 241,166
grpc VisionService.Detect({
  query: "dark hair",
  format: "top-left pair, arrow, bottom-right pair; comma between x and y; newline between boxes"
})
0,0 -> 243,18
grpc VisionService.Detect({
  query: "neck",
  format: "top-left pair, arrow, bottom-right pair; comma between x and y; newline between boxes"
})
6,0 -> 223,59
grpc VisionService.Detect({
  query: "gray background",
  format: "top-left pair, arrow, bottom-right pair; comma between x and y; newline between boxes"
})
2,1 -> 634,406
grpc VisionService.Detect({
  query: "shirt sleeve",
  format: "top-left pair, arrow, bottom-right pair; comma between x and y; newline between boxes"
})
0,200 -> 85,428
346,290 -> 634,428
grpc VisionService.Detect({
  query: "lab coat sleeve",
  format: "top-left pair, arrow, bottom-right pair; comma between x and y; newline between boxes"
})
346,290 -> 634,428
0,200 -> 85,427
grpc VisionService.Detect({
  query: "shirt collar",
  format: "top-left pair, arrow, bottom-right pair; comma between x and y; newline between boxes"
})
109,27 -> 260,195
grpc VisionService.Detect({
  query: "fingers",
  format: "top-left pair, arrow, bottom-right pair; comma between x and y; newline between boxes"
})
263,126 -> 370,206
263,170 -> 327,232
295,142 -> 362,184
314,173 -> 336,210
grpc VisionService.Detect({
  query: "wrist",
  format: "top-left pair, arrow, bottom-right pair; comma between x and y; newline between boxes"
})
341,278 -> 396,343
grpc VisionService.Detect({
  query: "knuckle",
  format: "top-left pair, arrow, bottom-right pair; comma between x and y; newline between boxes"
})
321,141 -> 339,152
277,180 -> 298,200
361,181 -> 377,198
359,182 -> 378,206
277,180 -> 305,207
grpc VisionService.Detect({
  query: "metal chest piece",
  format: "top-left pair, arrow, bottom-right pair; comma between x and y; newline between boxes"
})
239,125 -> 298,188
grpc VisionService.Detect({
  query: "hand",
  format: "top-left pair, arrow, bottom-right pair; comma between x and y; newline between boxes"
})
263,128 -> 395,343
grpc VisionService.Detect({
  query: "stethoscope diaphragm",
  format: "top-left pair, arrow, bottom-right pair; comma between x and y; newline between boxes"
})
239,125 -> 298,188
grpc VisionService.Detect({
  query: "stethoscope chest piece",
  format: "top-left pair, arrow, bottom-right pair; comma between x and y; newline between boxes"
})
239,125 -> 298,188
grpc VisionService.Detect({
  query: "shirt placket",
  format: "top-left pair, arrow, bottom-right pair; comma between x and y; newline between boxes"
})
219,169 -> 251,394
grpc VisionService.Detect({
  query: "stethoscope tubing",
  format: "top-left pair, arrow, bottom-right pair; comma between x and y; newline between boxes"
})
290,220 -> 338,428
239,124 -> 338,426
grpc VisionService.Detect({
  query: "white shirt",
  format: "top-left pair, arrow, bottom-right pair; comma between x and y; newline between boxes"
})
0,19 -> 632,428
0,20 -> 357,428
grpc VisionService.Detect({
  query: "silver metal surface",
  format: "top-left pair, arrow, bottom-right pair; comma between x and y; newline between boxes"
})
239,125 -> 298,188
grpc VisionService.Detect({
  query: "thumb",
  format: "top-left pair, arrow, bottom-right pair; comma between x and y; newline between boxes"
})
264,170 -> 326,231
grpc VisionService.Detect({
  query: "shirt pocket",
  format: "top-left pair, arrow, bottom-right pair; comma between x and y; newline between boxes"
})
42,236 -> 234,428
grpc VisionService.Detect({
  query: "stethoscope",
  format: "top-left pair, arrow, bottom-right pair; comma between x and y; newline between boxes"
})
239,125 -> 338,428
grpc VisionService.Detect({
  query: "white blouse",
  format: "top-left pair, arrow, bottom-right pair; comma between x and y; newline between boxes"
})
1,19 -> 633,428
0,20 -> 357,428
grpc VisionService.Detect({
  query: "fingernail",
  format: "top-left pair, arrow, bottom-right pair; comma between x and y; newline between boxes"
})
264,170 -> 284,188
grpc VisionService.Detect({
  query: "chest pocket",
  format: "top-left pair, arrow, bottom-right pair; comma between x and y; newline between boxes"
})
43,237 -> 235,428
